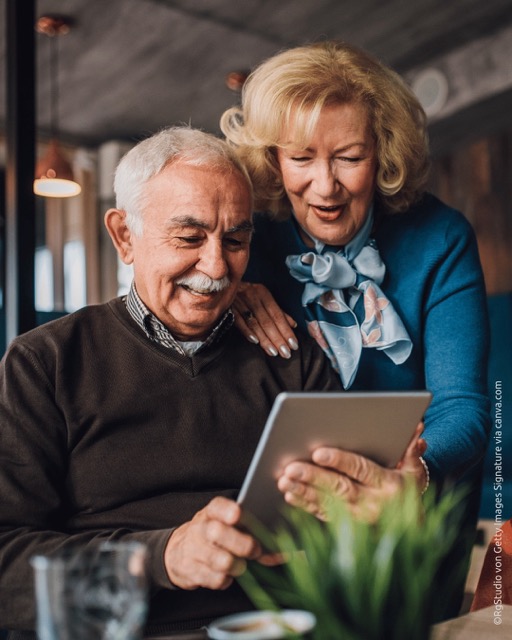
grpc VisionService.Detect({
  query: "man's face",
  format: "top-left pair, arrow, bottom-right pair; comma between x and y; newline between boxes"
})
122,162 -> 253,340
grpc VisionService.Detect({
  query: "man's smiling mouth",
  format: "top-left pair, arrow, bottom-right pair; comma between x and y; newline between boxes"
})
180,284 -> 218,296
175,274 -> 231,296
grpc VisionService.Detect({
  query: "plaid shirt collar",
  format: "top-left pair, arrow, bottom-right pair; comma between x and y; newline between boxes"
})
125,282 -> 234,356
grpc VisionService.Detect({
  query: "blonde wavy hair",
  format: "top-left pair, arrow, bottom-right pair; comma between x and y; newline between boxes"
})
220,41 -> 429,217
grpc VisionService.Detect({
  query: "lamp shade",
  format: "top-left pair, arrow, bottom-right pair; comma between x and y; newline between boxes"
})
34,139 -> 81,197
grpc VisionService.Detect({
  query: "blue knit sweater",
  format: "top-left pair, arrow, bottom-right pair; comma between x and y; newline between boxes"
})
245,194 -> 491,482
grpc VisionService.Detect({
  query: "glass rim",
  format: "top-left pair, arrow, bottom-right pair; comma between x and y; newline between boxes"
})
30,540 -> 147,569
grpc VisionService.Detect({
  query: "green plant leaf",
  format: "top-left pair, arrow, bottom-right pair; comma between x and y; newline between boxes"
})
238,481 -> 469,640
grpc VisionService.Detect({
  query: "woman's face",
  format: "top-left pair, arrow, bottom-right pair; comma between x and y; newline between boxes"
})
276,102 -> 377,247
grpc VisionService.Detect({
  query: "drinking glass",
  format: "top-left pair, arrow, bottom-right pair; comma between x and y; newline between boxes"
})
31,541 -> 148,640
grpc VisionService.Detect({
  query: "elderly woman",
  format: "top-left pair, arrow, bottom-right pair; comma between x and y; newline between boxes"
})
221,41 -> 490,564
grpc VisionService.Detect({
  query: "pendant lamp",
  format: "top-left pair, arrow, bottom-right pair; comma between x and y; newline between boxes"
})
34,15 -> 81,198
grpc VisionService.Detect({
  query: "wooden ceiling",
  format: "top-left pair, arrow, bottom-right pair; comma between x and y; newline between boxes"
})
1,0 -> 512,148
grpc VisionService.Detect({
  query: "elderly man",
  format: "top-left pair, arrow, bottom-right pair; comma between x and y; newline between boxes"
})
0,127 -> 343,634
0,127 -> 425,635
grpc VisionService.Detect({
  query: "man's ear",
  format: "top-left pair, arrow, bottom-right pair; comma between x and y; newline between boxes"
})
104,208 -> 134,264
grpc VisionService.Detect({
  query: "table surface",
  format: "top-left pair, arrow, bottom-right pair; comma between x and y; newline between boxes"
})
431,604 -> 512,639
146,605 -> 512,639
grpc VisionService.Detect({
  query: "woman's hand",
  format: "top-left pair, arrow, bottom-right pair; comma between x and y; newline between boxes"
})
233,282 -> 299,358
277,422 -> 428,522
164,497 -> 262,590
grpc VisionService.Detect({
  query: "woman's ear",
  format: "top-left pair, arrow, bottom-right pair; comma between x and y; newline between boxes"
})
104,208 -> 134,264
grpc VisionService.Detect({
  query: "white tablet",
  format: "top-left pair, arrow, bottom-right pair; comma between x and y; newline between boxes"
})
237,390 -> 432,533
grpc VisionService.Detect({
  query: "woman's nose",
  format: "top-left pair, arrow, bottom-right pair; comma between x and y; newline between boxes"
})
311,161 -> 339,197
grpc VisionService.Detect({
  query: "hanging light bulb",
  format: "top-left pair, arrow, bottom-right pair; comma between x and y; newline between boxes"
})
34,139 -> 81,197
34,15 -> 81,198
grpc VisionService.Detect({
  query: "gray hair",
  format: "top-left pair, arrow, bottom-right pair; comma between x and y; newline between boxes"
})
114,126 -> 253,235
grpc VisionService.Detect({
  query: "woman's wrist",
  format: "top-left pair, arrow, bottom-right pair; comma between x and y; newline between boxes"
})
418,456 -> 430,495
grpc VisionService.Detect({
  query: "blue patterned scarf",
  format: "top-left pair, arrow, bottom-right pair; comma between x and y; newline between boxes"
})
286,208 -> 412,389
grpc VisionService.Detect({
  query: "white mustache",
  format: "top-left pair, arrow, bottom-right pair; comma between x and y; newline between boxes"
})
175,273 -> 231,293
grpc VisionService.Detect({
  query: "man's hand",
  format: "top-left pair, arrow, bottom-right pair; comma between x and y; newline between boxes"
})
164,497 -> 262,590
277,422 -> 428,522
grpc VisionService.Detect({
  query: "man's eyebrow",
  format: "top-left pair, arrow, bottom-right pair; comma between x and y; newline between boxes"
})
227,221 -> 254,234
166,216 -> 254,234
167,215 -> 209,230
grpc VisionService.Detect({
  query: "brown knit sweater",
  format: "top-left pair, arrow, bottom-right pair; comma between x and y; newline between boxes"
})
0,297 -> 341,633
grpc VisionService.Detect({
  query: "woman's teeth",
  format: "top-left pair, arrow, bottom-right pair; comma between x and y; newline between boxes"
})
315,204 -> 340,211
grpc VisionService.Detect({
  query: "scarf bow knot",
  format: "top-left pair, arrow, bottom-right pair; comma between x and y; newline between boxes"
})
285,211 -> 412,388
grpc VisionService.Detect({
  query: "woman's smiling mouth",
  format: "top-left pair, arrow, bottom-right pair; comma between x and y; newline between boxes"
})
310,203 -> 345,220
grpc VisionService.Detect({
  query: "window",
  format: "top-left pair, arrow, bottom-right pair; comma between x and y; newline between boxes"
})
35,246 -> 54,312
64,240 -> 86,312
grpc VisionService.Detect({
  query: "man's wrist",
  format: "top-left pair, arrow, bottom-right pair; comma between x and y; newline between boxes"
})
163,527 -> 181,590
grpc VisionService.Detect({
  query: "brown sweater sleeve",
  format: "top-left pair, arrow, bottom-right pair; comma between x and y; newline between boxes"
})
0,339 -> 177,629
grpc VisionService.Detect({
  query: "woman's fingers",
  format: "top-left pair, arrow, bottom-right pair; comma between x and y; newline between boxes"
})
396,422 -> 428,489
398,422 -> 427,468
234,283 -> 298,357
311,447 -> 386,488
278,449 -> 410,521
278,460 -> 358,520
277,424 -> 429,523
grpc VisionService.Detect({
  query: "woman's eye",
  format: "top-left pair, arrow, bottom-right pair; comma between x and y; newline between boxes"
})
289,157 -> 313,165
337,156 -> 362,163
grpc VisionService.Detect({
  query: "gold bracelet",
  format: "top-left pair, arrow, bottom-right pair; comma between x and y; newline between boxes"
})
419,456 -> 430,495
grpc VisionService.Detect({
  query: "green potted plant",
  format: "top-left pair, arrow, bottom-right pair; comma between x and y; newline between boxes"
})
238,483 -> 468,640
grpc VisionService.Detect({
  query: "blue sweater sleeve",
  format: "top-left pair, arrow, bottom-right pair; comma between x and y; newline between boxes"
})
420,212 -> 490,480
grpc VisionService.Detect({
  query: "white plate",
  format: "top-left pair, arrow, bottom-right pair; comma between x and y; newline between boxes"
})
207,609 -> 316,639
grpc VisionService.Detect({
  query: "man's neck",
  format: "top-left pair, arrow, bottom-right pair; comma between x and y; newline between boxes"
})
125,282 -> 233,356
